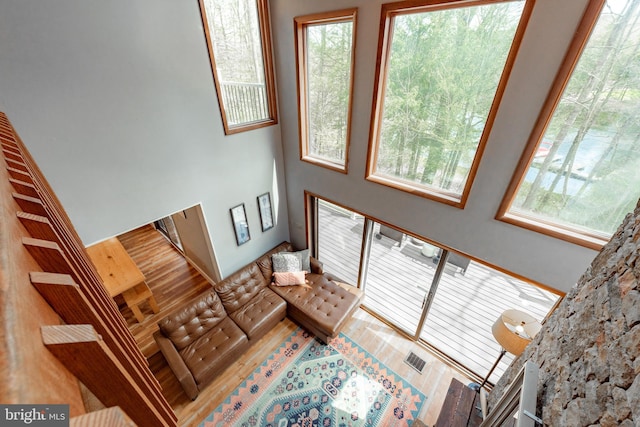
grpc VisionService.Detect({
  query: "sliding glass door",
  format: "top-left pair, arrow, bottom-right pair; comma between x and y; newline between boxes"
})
314,199 -> 438,335
364,222 -> 437,335
420,261 -> 559,383
311,194 -> 561,384
316,199 -> 363,286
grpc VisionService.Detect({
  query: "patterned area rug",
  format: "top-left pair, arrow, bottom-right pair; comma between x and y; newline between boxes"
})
199,328 -> 426,427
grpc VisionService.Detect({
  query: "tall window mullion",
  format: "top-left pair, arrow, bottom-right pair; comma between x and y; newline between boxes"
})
357,218 -> 375,290
295,9 -> 357,173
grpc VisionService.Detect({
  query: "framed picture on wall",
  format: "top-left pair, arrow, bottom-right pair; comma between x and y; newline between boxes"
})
230,203 -> 250,245
257,192 -> 274,231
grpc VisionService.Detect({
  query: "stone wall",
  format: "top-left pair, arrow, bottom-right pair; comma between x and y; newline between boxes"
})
489,200 -> 640,426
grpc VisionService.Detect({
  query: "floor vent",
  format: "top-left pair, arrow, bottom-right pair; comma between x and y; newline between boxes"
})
404,351 -> 426,374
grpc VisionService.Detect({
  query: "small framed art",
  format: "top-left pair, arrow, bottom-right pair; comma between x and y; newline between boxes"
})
230,203 -> 250,245
257,192 -> 274,231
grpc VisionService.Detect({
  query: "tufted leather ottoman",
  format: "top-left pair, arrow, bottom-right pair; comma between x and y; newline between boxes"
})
270,273 -> 363,343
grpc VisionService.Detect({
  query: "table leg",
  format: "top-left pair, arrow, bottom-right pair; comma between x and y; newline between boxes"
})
129,304 -> 145,323
122,282 -> 156,323
149,296 -> 160,314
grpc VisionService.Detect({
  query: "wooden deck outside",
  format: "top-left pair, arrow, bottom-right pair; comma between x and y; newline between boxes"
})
317,204 -> 560,385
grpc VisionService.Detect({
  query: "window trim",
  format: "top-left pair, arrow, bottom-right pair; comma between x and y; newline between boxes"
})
496,0 -> 608,250
295,8 -> 358,173
305,190 -> 564,385
366,0 -> 535,208
198,0 -> 278,135
304,190 -> 565,299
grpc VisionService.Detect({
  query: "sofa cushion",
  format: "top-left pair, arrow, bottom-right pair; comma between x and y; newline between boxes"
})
215,263 -> 268,314
272,271 -> 306,286
179,316 -> 249,387
255,242 -> 294,281
281,249 -> 311,272
158,291 -> 227,350
269,273 -> 363,340
272,253 -> 302,272
229,287 -> 286,340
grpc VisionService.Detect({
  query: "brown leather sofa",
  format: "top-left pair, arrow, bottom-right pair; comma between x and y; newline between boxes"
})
153,241 -> 363,399
153,290 -> 252,400
214,261 -> 287,341
262,244 -> 364,344
153,251 -> 286,400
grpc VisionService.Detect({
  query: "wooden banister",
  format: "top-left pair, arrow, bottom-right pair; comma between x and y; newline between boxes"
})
0,112 -> 176,426
6,166 -> 34,183
42,325 -> 169,427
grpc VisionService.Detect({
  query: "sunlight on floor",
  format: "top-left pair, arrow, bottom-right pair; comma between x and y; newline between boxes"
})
331,373 -> 386,421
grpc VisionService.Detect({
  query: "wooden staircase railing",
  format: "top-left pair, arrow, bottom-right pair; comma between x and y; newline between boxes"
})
0,112 -> 177,427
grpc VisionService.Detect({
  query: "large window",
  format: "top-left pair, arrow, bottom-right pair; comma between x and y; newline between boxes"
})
295,9 -> 357,172
308,194 -> 561,385
199,0 -> 277,134
367,0 -> 531,206
500,0 -> 640,249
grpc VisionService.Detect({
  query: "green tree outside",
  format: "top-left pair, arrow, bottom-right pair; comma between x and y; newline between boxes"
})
512,0 -> 640,235
376,2 -> 525,195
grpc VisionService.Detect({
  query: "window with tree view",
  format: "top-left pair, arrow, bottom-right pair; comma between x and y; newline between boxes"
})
296,10 -> 356,172
502,0 -> 640,247
367,0 -> 530,206
199,0 -> 277,134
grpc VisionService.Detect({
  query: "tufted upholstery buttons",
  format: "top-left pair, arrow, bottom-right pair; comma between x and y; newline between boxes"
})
215,264 -> 269,314
270,273 -> 364,343
178,316 -> 249,386
158,291 -> 228,350
229,287 -> 286,340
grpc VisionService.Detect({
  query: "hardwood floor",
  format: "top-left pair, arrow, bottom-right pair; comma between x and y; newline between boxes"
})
117,225 -> 213,358
116,225 -> 471,426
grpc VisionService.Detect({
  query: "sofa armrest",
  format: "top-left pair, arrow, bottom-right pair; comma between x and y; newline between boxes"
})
310,257 -> 323,274
153,329 -> 199,400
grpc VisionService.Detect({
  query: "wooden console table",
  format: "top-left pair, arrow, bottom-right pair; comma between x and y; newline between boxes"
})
87,237 -> 159,322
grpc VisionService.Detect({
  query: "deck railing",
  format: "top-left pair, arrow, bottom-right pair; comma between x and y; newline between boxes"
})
316,202 -> 560,386
220,81 -> 269,125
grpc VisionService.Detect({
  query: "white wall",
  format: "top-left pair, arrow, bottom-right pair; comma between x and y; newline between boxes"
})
0,0 -> 289,277
271,0 -> 599,293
